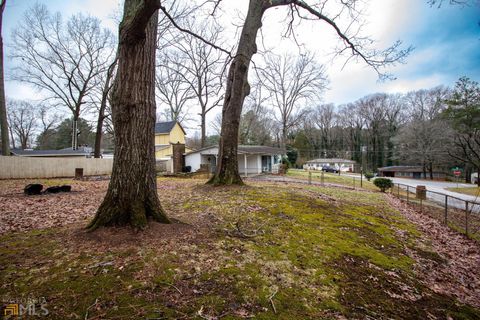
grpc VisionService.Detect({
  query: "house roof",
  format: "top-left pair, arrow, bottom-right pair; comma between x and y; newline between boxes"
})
378,166 -> 444,173
238,145 -> 286,155
186,145 -> 286,156
11,147 -> 92,157
306,158 -> 356,164
154,121 -> 186,135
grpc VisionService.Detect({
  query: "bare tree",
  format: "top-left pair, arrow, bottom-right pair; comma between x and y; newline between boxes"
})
168,19 -> 227,147
87,0 -> 169,231
36,105 -> 62,149
428,0 -> 479,7
156,51 -> 195,124
313,104 -> 336,157
259,52 -> 327,147
336,103 -> 365,164
10,4 -> 115,150
393,119 -> 452,179
0,0 -> 9,155
239,82 -> 272,145
209,0 -> 412,185
93,56 -> 118,158
358,94 -> 388,170
6,99 -> 37,149
405,86 -> 450,121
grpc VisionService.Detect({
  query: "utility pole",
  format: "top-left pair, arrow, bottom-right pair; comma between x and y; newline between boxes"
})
361,145 -> 367,172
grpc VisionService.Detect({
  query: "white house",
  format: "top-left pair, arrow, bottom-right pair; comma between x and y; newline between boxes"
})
185,145 -> 285,176
303,158 -> 356,172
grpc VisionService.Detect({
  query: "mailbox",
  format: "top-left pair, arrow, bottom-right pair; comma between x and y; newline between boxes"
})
416,185 -> 426,200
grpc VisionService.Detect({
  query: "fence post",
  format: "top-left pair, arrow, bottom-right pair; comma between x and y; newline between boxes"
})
444,195 -> 448,225
360,170 -> 363,188
406,186 -> 409,203
397,184 -> 400,197
321,171 -> 324,186
309,171 -> 312,185
353,177 -> 355,189
465,201 -> 469,237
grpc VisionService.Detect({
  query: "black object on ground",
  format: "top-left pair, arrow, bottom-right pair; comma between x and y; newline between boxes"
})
24,184 -> 43,195
44,185 -> 72,194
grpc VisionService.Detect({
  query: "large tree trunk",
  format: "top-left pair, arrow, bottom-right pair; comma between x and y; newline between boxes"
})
87,0 -> 169,231
0,0 -> 10,156
208,0 -> 265,185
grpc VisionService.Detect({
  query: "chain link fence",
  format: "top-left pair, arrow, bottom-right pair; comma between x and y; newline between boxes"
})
390,183 -> 480,240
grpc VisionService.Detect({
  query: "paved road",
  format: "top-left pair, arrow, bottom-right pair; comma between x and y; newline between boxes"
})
381,177 -> 480,212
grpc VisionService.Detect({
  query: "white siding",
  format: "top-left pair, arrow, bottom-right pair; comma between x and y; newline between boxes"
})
185,153 -> 202,172
238,155 -> 261,175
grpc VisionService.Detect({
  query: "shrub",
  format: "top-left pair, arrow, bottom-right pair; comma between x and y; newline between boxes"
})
364,172 -> 374,181
373,178 -> 393,192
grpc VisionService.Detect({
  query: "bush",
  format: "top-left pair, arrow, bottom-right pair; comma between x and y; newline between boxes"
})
364,172 -> 374,181
373,178 -> 393,192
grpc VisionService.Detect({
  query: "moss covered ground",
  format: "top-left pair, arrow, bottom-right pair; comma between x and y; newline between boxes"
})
0,178 -> 478,319
286,169 -> 378,191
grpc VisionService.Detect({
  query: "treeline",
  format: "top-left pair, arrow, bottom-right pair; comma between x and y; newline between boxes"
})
229,77 -> 480,181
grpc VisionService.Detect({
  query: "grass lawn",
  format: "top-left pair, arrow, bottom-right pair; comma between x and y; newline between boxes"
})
446,186 -> 480,197
0,178 -> 479,319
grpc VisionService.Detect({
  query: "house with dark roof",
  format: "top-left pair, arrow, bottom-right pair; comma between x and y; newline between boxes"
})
377,166 -> 446,179
154,121 -> 191,160
185,145 -> 286,176
303,158 -> 356,172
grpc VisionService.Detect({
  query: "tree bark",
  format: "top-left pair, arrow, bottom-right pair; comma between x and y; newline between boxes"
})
0,0 -> 10,156
201,111 -> 206,148
87,0 -> 169,231
208,0 -> 266,185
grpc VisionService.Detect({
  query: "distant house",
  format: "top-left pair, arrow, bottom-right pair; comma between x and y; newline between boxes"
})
154,121 -> 193,173
154,121 -> 191,160
303,158 -> 356,172
377,166 -> 446,179
11,146 -> 93,158
185,145 -> 285,176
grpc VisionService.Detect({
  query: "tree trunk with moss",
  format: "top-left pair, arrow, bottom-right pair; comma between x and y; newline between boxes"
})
87,0 -> 169,231
208,0 -> 266,185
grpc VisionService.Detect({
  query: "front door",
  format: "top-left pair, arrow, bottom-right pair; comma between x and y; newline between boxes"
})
261,156 -> 271,172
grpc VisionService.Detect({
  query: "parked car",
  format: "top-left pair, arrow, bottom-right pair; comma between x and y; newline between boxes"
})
321,166 -> 338,173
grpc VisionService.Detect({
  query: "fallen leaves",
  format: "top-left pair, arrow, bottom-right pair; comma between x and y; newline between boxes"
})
386,194 -> 480,308
0,179 -> 107,235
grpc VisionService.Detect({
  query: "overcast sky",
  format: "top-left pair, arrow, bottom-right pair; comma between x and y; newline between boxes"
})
3,0 -> 480,133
